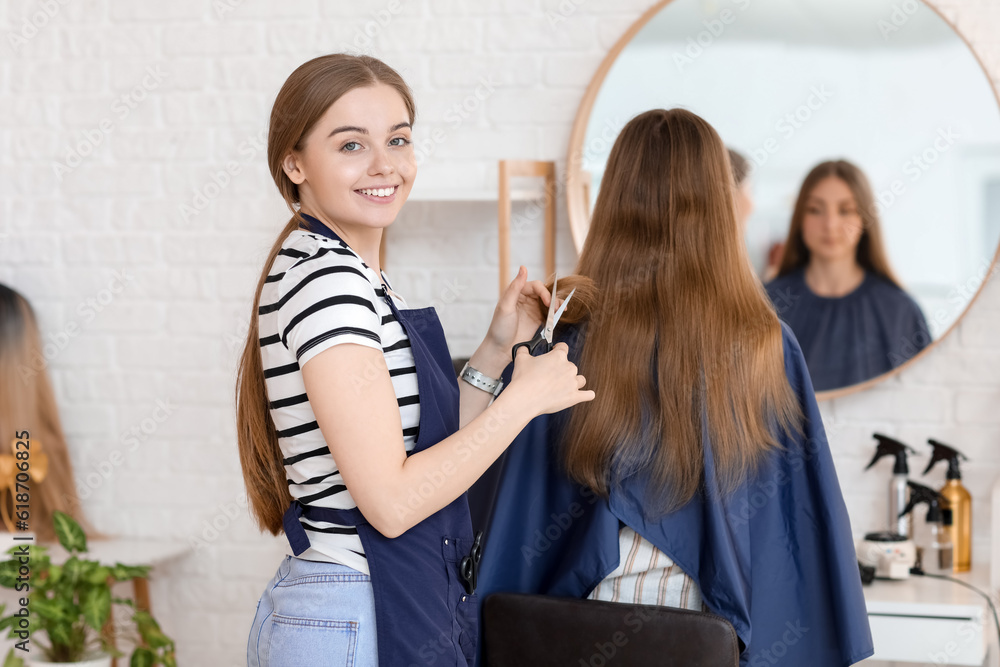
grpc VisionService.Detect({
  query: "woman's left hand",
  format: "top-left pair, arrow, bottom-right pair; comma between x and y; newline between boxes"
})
483,266 -> 550,359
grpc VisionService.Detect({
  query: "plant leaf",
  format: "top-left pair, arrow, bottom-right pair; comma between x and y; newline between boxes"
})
0,561 -> 19,590
112,563 -> 151,580
62,557 -> 84,585
133,610 -> 158,633
145,628 -> 172,649
52,511 -> 87,553
2,647 -> 25,667
130,646 -> 154,667
81,586 -> 111,632
47,621 -> 72,650
86,565 -> 111,586
31,597 -> 67,623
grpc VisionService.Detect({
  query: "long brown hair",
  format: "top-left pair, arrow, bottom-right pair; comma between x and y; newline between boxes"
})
777,159 -> 901,286
0,284 -> 96,542
236,54 -> 416,535
556,109 -> 800,513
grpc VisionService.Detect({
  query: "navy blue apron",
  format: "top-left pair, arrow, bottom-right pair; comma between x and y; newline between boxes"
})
281,214 -> 479,666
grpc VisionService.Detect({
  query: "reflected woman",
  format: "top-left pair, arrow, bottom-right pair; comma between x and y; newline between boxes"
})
765,160 -> 931,391
0,284 -> 95,542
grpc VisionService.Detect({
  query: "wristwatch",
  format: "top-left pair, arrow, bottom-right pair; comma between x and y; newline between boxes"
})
459,362 -> 504,397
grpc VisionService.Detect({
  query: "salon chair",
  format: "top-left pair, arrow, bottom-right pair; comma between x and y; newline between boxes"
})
481,593 -> 740,666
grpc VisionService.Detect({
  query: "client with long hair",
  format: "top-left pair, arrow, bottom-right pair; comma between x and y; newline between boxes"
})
473,109 -> 873,665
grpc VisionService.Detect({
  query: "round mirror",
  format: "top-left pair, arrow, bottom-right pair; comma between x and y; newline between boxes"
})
565,0 -> 1000,398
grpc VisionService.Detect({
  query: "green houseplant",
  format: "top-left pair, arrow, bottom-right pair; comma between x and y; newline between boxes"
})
0,511 -> 176,666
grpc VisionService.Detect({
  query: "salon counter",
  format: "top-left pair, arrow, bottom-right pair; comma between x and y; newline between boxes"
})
861,568 -> 996,666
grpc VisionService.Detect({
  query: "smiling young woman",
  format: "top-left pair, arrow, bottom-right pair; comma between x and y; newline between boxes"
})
237,54 -> 593,667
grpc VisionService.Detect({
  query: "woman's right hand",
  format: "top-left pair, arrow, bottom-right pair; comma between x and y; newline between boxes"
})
507,342 -> 595,417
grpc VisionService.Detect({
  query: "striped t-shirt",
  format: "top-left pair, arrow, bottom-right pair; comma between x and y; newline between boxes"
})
258,227 -> 420,575
588,526 -> 705,611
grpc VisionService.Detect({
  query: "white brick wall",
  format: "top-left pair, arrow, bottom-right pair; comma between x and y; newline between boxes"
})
1,0 -> 999,664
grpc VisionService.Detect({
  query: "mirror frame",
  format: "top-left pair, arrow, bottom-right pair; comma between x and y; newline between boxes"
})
564,0 -> 1000,400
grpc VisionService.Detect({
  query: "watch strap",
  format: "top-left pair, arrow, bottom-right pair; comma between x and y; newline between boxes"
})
460,362 -> 504,397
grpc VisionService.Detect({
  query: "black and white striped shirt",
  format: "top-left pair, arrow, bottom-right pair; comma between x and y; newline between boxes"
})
259,228 -> 420,574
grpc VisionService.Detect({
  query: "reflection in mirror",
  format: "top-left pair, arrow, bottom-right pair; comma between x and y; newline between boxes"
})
573,0 -> 1000,395
0,284 -> 95,542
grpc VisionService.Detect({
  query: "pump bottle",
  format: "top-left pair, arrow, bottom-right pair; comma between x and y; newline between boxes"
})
899,480 -> 953,574
923,439 -> 972,572
866,434 -> 917,537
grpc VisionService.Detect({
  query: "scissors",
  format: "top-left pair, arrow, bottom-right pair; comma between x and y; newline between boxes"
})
459,530 -> 483,595
511,275 -> 576,362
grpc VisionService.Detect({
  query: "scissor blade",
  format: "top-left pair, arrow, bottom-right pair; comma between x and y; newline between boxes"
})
542,275 -> 559,342
551,287 -> 576,328
543,286 -> 576,344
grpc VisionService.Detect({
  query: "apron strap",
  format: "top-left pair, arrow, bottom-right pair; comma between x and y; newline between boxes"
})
282,499 -> 369,556
282,500 -> 310,556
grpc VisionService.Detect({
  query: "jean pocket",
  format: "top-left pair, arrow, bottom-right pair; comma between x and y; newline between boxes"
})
267,614 -> 358,667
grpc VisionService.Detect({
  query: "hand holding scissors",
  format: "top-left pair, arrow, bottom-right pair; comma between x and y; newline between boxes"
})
511,275 -> 576,362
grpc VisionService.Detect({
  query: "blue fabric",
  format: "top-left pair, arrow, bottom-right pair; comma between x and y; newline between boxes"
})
765,268 -> 931,391
279,214 -> 479,666
472,321 -> 874,667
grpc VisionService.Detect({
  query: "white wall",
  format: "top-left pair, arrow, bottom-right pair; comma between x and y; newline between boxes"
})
0,0 -> 998,664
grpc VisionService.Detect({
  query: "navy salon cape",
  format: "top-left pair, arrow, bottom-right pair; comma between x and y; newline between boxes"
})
766,269 -> 931,391
471,321 -> 873,667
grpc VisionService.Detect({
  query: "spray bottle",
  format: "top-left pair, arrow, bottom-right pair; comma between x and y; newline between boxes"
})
866,434 -> 917,537
899,480 -> 953,574
923,439 -> 972,572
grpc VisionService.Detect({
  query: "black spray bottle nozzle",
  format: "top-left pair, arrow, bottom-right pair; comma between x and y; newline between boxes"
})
866,433 -> 917,475
923,439 -> 969,480
899,480 -> 944,523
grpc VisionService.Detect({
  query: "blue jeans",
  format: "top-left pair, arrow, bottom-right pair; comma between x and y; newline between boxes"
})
247,555 -> 378,666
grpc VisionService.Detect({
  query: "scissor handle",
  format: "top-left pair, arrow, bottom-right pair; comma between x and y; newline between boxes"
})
458,530 -> 484,595
511,340 -> 532,362
512,331 -> 547,362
